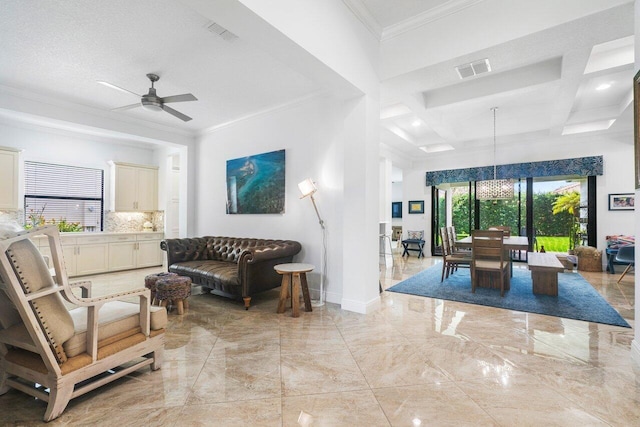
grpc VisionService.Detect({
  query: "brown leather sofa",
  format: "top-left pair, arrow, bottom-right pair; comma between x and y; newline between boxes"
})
161,236 -> 302,309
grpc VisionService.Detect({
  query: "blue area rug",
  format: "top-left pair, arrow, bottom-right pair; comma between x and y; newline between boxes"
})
387,265 -> 630,328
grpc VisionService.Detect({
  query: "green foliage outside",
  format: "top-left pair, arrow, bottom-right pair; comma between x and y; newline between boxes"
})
450,190 -> 576,252
49,218 -> 83,232
552,192 -> 581,250
25,217 -> 83,232
535,236 -> 570,253
25,204 -> 83,232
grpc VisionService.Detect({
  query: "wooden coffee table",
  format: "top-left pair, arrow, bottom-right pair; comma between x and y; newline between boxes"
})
527,252 -> 565,296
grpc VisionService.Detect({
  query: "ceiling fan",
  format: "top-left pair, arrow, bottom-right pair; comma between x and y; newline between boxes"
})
99,73 -> 197,122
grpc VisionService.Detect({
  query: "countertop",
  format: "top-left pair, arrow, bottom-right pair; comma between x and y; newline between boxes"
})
58,231 -> 164,236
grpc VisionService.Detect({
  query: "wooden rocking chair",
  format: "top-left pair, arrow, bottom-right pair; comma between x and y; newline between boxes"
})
0,226 -> 167,421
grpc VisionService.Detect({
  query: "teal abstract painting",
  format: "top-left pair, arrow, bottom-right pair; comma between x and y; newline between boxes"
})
226,149 -> 285,214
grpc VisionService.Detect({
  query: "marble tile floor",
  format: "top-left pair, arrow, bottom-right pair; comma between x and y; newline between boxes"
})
1,250 -> 638,426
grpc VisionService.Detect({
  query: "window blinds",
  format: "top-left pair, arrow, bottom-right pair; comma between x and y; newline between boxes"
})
24,161 -> 104,231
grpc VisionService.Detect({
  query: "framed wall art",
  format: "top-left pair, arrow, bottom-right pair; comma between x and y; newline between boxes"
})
634,69 -> 640,188
391,202 -> 402,218
608,193 -> 635,211
408,200 -> 424,214
226,149 -> 285,214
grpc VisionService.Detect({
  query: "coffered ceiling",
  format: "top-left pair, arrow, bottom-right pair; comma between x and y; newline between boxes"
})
0,0 -> 634,162
346,0 -> 635,161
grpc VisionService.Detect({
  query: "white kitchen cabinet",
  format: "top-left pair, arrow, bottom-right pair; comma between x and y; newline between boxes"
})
108,234 -> 137,271
35,232 -> 163,276
38,235 -> 109,277
0,147 -> 20,210
136,233 -> 164,267
108,233 -> 163,271
109,162 -> 158,211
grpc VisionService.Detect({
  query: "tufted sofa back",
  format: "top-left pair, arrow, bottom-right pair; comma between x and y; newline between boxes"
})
163,236 -> 301,265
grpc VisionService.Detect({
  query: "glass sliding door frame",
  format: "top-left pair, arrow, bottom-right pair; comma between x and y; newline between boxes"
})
430,175 -> 596,258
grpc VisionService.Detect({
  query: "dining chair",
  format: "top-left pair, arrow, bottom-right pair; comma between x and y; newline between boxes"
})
488,226 -> 511,237
447,226 -> 468,255
471,229 -> 510,296
440,227 -> 471,282
615,245 -> 635,283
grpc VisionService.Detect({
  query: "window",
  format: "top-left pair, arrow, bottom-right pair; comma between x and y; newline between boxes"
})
24,161 -> 104,231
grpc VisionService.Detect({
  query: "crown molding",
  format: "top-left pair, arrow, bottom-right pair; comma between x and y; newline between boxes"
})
199,90 -> 327,135
342,0 -> 383,40
382,0 -> 486,41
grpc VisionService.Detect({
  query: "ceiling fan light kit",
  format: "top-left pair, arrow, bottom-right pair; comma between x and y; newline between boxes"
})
105,73 -> 197,121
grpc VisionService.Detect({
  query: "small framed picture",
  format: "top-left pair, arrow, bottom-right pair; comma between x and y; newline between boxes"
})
608,193 -> 635,211
408,200 -> 424,214
391,202 -> 402,218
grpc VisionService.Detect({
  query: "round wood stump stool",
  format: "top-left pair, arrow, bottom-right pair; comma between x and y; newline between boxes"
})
156,275 -> 192,315
144,272 -> 178,304
274,263 -> 314,318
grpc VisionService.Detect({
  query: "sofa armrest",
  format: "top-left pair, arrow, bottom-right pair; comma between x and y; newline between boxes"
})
237,241 -> 302,296
242,241 -> 302,264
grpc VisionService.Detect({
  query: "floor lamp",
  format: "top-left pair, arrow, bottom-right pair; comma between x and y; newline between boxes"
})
298,178 -> 326,306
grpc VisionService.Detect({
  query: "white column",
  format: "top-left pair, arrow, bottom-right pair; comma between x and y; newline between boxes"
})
632,0 -> 640,366
341,95 -> 381,313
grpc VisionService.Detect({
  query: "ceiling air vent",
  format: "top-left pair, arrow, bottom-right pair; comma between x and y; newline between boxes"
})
455,58 -> 491,79
205,21 -> 238,41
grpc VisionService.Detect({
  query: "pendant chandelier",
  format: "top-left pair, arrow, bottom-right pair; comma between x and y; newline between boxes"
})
476,107 -> 514,200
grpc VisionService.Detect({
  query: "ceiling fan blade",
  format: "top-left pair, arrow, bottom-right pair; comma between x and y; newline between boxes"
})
97,81 -> 141,98
111,103 -> 141,111
162,104 -> 192,122
161,93 -> 197,103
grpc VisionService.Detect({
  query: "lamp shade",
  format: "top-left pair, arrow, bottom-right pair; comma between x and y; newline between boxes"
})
476,107 -> 514,201
298,178 -> 317,198
476,179 -> 514,200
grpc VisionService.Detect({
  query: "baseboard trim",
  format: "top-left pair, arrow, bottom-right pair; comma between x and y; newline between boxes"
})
340,294 -> 380,314
631,339 -> 640,366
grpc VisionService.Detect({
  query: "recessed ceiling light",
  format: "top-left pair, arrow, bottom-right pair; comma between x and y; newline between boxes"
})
596,83 -> 611,91
412,120 -> 421,127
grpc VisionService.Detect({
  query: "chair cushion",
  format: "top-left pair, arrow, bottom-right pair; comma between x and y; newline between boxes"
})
407,230 -> 424,240
474,259 -> 506,270
170,260 -> 239,287
64,301 -> 167,358
7,239 -> 75,363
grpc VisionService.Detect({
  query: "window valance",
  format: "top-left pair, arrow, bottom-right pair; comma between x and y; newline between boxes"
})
425,156 -> 603,187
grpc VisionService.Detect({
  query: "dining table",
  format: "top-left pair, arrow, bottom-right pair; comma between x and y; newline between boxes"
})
455,235 -> 530,285
455,235 -> 529,252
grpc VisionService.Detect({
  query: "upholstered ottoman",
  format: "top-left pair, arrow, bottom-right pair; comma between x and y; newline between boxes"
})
144,272 -> 178,304
156,275 -> 192,315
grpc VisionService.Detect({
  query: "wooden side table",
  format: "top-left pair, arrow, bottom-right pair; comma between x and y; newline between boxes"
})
274,263 -> 314,317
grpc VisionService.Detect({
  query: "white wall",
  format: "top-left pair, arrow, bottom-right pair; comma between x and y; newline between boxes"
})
195,96 -> 345,303
402,168 -> 431,249
0,121 -> 159,214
